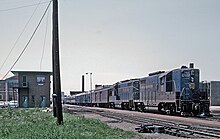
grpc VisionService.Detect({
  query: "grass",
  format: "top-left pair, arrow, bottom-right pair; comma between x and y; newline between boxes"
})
0,108 -> 141,139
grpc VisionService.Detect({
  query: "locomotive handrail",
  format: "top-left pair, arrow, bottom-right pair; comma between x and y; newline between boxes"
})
179,88 -> 186,108
132,86 -> 140,91
191,88 -> 200,96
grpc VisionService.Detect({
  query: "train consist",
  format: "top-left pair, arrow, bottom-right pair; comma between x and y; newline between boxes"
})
67,63 -> 210,116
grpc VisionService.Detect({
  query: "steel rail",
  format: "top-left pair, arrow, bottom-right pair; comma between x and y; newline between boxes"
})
64,105 -> 220,138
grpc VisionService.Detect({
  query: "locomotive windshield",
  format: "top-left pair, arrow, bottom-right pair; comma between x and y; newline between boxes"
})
166,71 -> 173,92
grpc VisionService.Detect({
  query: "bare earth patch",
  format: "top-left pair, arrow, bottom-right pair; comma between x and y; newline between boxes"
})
83,113 -> 184,139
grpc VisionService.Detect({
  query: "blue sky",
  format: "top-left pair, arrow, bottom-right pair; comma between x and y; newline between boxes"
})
0,0 -> 220,93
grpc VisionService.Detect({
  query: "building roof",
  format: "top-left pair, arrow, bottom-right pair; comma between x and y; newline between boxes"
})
5,76 -> 18,81
11,70 -> 52,75
0,76 -> 18,82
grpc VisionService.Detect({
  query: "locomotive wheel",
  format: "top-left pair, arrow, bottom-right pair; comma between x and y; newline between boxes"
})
136,103 -> 145,112
121,103 -> 125,110
140,104 -> 145,112
169,103 -> 176,114
158,103 -> 164,112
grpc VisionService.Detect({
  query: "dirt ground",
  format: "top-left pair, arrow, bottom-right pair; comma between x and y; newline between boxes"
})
80,112 -> 184,139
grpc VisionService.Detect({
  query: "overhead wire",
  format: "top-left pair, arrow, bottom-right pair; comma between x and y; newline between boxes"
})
40,6 -> 50,70
0,0 -> 35,4
1,0 -> 52,80
0,0 -> 43,73
0,1 -> 50,12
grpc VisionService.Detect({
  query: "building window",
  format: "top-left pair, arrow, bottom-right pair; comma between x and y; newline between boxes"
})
22,76 -> 27,87
37,76 -> 45,86
0,94 -> 3,100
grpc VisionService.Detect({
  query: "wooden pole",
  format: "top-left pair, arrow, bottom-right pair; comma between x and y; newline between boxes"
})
52,0 -> 63,124
52,25 -> 56,117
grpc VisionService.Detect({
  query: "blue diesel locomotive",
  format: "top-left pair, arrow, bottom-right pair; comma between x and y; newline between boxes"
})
72,63 -> 210,116
137,64 -> 210,116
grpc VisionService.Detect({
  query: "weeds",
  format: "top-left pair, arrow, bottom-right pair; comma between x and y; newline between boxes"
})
0,108 -> 138,139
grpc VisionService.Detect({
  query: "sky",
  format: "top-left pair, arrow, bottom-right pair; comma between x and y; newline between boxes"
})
0,0 -> 220,94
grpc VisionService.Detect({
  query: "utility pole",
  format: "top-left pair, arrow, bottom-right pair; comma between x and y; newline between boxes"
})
52,35 -> 56,117
52,0 -> 63,124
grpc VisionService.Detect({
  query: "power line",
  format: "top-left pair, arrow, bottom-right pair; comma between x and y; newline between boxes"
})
40,6 -> 50,70
0,0 -> 35,4
1,0 -> 52,80
0,1 -> 50,12
0,0 -> 43,73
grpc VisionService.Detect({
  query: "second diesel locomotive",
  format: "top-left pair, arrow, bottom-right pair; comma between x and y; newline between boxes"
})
72,63 -> 210,116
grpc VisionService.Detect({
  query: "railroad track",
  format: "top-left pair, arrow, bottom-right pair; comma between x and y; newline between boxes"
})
94,110 -> 220,138
205,117 -> 220,122
206,113 -> 220,122
64,105 -> 220,138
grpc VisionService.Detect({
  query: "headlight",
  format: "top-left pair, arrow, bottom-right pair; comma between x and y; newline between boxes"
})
189,83 -> 195,89
191,77 -> 194,82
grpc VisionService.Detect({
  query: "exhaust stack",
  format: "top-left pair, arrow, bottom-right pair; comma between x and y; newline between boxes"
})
189,63 -> 194,69
82,75 -> 85,92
